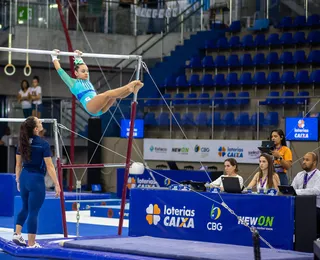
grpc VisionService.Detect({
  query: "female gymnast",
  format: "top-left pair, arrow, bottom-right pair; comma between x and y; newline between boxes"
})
51,49 -> 144,116
13,116 -> 61,248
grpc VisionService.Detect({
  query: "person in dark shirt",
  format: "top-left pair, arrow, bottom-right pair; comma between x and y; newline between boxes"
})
12,116 -> 61,248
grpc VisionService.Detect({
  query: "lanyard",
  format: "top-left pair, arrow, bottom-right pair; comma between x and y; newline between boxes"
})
303,169 -> 317,189
259,177 -> 268,188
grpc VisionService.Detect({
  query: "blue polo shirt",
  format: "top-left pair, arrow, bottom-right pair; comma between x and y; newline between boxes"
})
16,135 -> 51,175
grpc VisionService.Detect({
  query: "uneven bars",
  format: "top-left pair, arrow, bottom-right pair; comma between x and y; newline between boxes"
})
0,47 -> 141,60
0,118 -> 57,123
61,163 -> 126,169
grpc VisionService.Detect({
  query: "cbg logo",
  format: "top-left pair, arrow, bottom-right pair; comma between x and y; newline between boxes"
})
146,204 -> 161,225
207,204 -> 223,231
194,145 -> 210,153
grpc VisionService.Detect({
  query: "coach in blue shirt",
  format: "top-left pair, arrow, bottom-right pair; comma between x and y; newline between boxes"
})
12,117 -> 61,248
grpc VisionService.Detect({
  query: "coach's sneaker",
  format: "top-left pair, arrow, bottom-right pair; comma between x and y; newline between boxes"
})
12,233 -> 26,246
28,242 -> 41,248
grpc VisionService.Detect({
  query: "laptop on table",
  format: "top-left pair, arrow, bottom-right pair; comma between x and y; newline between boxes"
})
221,176 -> 242,193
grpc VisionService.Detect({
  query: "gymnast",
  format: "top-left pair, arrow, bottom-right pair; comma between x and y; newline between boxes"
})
13,116 -> 61,248
51,49 -> 144,116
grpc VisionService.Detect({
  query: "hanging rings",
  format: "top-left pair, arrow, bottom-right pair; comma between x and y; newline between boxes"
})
4,33 -> 16,76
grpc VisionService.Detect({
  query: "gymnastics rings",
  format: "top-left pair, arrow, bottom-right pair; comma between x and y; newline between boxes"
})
4,33 -> 16,76
24,63 -> 32,77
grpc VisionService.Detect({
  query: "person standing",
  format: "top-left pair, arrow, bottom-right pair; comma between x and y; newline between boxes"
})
12,117 -> 60,248
17,80 -> 32,118
30,76 -> 42,118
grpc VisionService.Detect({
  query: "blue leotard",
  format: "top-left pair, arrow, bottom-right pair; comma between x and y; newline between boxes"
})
57,68 -> 102,116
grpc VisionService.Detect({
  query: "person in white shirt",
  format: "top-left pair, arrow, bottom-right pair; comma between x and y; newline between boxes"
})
208,158 -> 243,191
30,76 -> 42,118
17,80 -> 32,118
0,127 -> 11,146
247,153 -> 280,192
291,152 -> 320,238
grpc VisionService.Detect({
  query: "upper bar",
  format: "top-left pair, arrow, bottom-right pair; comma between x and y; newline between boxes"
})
0,47 -> 141,60
0,118 -> 57,123
60,163 -> 126,169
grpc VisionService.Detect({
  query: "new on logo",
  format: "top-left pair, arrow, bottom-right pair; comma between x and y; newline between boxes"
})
146,204 -> 161,225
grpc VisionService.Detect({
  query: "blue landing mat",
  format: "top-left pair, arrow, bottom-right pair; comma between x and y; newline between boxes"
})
0,237 -> 169,260
62,236 -> 313,260
47,192 -> 111,200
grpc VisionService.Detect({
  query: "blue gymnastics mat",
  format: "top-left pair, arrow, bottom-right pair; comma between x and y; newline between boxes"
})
61,236 -> 313,260
47,192 -> 111,200
0,237 -> 169,260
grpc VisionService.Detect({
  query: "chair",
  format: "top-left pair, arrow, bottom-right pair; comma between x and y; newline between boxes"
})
187,56 -> 202,69
260,91 -> 280,106
214,55 -> 227,68
144,112 -> 157,126
224,92 -> 237,106
208,112 -> 223,126
176,75 -> 188,89
267,33 -> 281,48
264,112 -> 279,127
266,52 -> 279,67
201,74 -> 214,88
159,93 -> 171,106
295,70 -> 310,86
307,50 -> 320,65
172,112 -> 182,126
310,70 -> 320,86
253,71 -> 267,86
202,56 -> 214,69
307,31 -> 320,45
185,93 -> 197,105
223,112 -> 235,126
157,112 -> 170,126
280,32 -> 293,47
293,16 -> 306,29
212,92 -> 224,106
182,112 -> 195,126
228,54 -> 240,68
281,71 -> 296,85
195,112 -> 208,126
248,19 -> 269,31
240,53 -> 253,67
172,93 -> 184,106
267,71 -> 281,85
145,95 -> 159,107
229,36 -> 240,49
293,50 -> 306,65
162,75 -> 176,89
241,34 -> 254,49
307,14 -> 320,28
216,37 -> 229,51
295,91 -> 309,105
188,74 -> 201,87
213,74 -> 226,88
239,72 -> 253,87
279,51 -> 294,66
237,91 -> 250,105
280,91 -> 294,105
251,112 -> 265,126
293,31 -> 306,45
275,16 -> 292,30
226,73 -> 239,88
254,33 -> 267,49
229,20 -> 241,33
253,53 -> 265,67
236,112 -> 250,126
197,93 -> 210,106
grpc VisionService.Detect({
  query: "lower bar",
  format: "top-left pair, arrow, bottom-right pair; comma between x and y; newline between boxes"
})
61,163 -> 126,169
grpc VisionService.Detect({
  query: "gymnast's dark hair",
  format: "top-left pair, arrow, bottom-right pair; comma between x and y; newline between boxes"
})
19,116 -> 36,161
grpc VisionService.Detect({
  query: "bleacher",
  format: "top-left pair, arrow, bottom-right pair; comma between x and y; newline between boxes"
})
140,15 -> 320,139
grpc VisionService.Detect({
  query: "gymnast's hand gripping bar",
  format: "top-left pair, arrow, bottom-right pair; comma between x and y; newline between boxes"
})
0,47 -> 141,60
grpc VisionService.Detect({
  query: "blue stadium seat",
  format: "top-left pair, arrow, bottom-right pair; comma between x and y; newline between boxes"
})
254,33 -> 267,48
201,74 -> 214,88
251,112 -> 265,126
279,51 -> 294,66
293,31 -> 306,45
197,93 -> 210,105
260,91 -> 280,105
188,74 -> 201,87
157,112 -> 170,126
307,31 -> 320,45
241,34 -> 254,49
203,40 -> 215,50
253,53 -> 265,67
226,73 -> 239,88
295,70 -> 310,85
162,75 -> 176,89
212,92 -> 224,106
237,91 -> 250,105
275,16 -> 292,30
239,72 -> 253,87
187,56 -> 202,69
223,112 -> 235,126
185,93 -> 197,105
236,112 -> 250,126
213,74 -> 226,88
266,52 -> 280,67
202,56 -> 214,69
172,93 -> 184,106
267,72 -> 281,85
208,112 -> 223,126
136,111 -> 144,119
216,37 -> 229,50
240,53 -> 253,67
159,93 -> 171,106
293,50 -> 306,65
280,91 -> 294,105
172,112 -> 182,126
307,50 -> 320,65
264,112 -> 279,127
295,91 -> 309,105
228,54 -> 240,68
293,16 -> 306,29
176,75 -> 188,89
307,14 -> 320,28
253,71 -> 267,86
224,92 -> 237,106
310,70 -> 320,86
182,112 -> 195,126
214,55 -> 227,68
248,19 -> 269,32
229,36 -> 240,49
144,112 -> 157,126
195,112 -> 208,126
280,32 -> 293,46
229,20 -> 241,33
267,33 -> 281,47
145,95 -> 159,107
281,71 -> 296,85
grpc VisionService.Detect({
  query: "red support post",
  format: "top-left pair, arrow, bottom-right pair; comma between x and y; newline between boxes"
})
118,101 -> 137,235
56,0 -> 75,192
57,158 -> 68,237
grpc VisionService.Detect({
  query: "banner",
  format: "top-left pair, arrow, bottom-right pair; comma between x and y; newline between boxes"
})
129,189 -> 295,250
144,139 -> 264,164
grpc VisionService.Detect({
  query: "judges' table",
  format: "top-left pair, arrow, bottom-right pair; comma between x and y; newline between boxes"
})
129,189 -> 295,250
